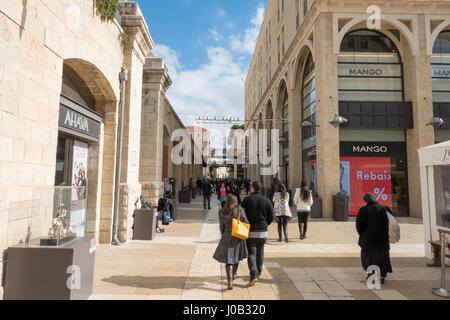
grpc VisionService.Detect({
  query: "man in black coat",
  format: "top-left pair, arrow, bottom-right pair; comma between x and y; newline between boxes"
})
202,179 -> 212,210
356,193 -> 392,284
241,181 -> 275,286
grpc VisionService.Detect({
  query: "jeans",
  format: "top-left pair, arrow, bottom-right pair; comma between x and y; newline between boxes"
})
277,216 -> 288,239
298,212 -> 309,236
247,238 -> 267,279
203,195 -> 211,209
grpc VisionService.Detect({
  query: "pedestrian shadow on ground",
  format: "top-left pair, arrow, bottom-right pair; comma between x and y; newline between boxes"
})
100,275 -> 223,293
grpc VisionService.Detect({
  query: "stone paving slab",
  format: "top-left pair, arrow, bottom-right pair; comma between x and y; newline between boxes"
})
86,194 -> 449,301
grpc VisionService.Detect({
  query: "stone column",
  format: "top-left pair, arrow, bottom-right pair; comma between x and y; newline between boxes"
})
313,14 -> 340,219
403,18 -> 435,218
117,1 -> 152,242
140,56 -> 172,204
288,86 -> 303,190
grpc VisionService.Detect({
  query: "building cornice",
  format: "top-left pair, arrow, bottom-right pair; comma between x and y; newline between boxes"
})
119,1 -> 154,59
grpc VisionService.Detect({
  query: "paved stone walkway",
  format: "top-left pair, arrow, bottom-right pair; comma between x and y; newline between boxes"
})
87,195 -> 449,300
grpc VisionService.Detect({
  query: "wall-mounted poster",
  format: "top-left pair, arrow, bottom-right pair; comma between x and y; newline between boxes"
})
71,141 -> 88,237
312,157 -> 393,216
341,157 -> 393,215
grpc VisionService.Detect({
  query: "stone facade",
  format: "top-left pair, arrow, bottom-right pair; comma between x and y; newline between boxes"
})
245,0 -> 450,219
0,0 -> 201,279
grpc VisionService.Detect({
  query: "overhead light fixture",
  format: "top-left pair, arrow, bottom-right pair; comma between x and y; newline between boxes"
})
426,117 -> 445,129
328,114 -> 348,128
278,136 -> 289,144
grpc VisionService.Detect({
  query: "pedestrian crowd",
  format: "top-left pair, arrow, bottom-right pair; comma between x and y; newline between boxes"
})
208,176 -> 398,290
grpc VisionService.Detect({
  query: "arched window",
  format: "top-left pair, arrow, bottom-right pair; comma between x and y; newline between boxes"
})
280,87 -> 289,188
431,31 -> 450,102
338,30 -> 404,102
301,52 -> 315,189
302,53 -> 316,150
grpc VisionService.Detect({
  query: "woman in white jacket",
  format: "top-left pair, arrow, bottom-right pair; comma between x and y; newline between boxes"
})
293,183 -> 313,240
273,184 -> 293,243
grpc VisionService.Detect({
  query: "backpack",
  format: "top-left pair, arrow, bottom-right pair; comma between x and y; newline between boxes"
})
387,211 -> 401,244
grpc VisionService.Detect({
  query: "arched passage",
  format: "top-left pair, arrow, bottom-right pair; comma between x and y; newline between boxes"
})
431,30 -> 450,142
56,58 -> 118,243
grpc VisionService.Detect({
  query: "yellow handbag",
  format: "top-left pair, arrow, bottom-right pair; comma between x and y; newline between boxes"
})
232,210 -> 250,240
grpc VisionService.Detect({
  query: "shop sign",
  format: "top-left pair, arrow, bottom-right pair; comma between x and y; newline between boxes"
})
338,63 -> 402,77
432,65 -> 450,78
59,105 -> 100,140
340,142 -> 405,157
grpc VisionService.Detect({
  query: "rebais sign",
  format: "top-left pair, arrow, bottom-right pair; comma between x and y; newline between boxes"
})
340,157 -> 393,215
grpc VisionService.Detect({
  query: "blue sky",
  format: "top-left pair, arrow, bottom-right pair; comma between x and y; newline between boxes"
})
138,0 -> 268,129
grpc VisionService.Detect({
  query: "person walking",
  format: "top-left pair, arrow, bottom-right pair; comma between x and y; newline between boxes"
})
273,184 -> 292,243
241,181 -> 274,286
293,183 -> 313,240
202,179 -> 212,210
266,177 -> 280,206
218,183 -> 227,208
356,193 -> 392,284
213,194 -> 249,290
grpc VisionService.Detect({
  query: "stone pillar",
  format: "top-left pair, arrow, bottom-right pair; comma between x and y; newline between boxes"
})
140,56 -> 171,204
403,19 -> 435,218
117,1 -> 152,242
313,14 -> 340,219
288,86 -> 303,190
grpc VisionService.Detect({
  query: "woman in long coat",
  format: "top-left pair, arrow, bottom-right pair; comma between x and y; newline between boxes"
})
213,194 -> 249,290
356,193 -> 393,284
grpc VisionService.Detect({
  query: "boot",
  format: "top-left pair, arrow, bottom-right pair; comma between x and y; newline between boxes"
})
232,263 -> 239,280
299,223 -> 304,240
225,265 -> 233,290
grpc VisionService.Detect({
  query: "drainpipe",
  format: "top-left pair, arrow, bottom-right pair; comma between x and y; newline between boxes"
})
112,67 -> 128,246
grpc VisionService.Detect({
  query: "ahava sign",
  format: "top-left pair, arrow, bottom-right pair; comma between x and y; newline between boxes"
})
59,105 -> 100,141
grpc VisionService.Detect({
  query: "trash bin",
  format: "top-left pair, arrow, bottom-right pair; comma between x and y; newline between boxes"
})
179,187 -> 191,203
333,193 -> 349,221
133,207 -> 157,240
310,196 -> 323,219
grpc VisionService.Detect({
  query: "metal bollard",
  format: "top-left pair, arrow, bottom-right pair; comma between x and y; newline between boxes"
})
432,231 -> 450,298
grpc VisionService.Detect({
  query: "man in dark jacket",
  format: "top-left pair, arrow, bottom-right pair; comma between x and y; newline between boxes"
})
356,193 -> 392,284
202,179 -> 212,210
241,181 -> 275,286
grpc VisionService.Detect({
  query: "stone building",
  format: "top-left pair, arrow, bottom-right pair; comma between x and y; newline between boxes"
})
245,0 -> 450,219
0,0 -> 200,283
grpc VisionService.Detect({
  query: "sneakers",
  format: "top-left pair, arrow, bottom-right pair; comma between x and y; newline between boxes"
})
248,278 -> 257,287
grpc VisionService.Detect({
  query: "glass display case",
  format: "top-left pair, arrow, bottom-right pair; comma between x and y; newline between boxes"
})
434,165 -> 450,230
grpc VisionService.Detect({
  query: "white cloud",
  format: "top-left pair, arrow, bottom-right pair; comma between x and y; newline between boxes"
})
209,28 -> 222,42
151,3 -> 266,139
153,45 -> 245,128
229,3 -> 265,54
152,44 -> 181,77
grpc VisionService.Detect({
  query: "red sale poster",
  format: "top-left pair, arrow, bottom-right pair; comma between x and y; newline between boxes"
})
341,157 -> 393,215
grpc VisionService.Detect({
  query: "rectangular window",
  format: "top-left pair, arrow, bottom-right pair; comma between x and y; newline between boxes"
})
303,0 -> 308,17
282,0 -> 285,12
277,36 -> 281,64
277,0 -> 280,21
281,27 -> 285,57
295,0 -> 300,30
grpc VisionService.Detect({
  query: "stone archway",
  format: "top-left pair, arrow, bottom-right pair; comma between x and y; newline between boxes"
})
61,58 -> 118,244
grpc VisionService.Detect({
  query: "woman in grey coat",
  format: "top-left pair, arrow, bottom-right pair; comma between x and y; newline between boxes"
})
213,194 -> 249,290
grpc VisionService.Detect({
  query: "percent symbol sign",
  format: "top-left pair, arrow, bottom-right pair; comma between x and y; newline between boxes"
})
374,188 -> 388,201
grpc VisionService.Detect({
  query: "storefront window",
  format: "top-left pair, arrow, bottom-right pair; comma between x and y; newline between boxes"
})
432,31 -> 450,102
337,31 -> 409,216
432,31 -> 450,142
282,89 -> 289,188
338,30 -> 404,102
302,53 -> 316,188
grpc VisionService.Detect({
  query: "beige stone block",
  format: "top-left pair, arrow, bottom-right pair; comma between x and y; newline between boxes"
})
373,290 -> 408,300
292,281 -> 323,294
0,113 -> 31,140
301,293 -> 330,300
24,141 -> 43,164
0,136 -> 14,162
317,281 -> 352,297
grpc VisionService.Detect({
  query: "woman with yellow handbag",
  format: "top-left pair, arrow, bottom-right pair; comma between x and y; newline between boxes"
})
213,194 -> 249,290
